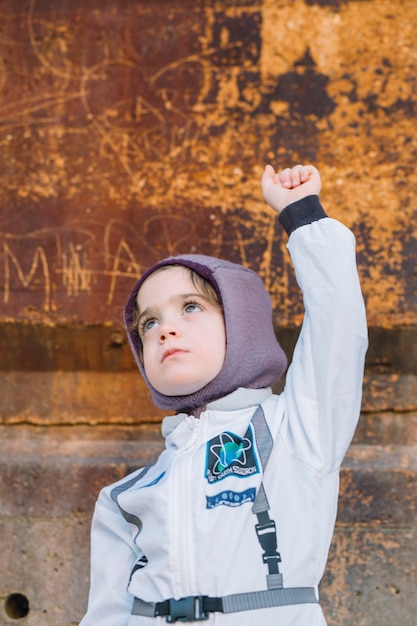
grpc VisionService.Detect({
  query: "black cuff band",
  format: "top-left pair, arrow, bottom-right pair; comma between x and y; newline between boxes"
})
278,195 -> 327,236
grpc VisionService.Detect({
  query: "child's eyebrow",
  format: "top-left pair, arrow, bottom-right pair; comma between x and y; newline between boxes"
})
137,292 -> 206,323
179,291 -> 207,301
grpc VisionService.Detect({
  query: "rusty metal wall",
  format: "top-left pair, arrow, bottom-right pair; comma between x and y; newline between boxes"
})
0,1 -> 416,625
0,0 -> 416,327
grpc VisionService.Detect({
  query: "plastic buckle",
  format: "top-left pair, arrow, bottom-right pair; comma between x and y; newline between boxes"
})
255,520 -> 279,554
166,596 -> 209,623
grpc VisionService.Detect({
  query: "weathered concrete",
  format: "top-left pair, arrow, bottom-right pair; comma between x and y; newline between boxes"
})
0,425 -> 163,626
0,424 -> 416,626
322,527 -> 417,626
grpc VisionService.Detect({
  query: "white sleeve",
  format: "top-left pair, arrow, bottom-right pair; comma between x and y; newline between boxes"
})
281,216 -> 368,473
79,487 -> 141,626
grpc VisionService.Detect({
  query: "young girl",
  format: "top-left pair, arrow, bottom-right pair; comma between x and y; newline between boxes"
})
79,164 -> 368,625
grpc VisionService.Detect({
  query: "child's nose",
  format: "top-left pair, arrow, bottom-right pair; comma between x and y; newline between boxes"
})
159,325 -> 177,343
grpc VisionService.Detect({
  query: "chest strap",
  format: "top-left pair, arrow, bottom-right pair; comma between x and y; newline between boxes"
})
132,587 -> 318,622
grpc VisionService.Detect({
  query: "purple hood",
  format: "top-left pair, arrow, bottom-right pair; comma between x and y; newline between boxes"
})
123,254 -> 287,413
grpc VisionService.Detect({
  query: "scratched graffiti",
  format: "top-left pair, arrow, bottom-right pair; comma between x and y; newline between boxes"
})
0,0 -> 416,325
0,208 -> 301,323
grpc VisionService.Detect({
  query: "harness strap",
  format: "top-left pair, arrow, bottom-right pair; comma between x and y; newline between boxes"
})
251,405 -> 283,589
251,405 -> 274,470
131,405 -> 319,623
132,587 -> 318,621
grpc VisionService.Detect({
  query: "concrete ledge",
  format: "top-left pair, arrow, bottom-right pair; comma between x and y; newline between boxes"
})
339,444 -> 417,527
1,426 -> 415,524
0,425 -> 164,516
2,323 -> 416,373
2,369 -> 416,427
0,372 -> 165,425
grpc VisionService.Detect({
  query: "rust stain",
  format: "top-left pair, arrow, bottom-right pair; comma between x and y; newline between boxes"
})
0,0 -> 415,329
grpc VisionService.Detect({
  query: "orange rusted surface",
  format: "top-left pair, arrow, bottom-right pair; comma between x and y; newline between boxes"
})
0,0 -> 415,327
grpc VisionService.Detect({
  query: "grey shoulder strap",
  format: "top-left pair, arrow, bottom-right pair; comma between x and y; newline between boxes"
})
251,405 -> 283,590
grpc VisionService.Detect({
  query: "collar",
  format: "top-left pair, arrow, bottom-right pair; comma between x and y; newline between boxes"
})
161,387 -> 272,438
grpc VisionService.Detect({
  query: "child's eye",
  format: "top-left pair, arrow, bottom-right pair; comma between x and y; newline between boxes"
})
139,318 -> 159,335
184,301 -> 202,314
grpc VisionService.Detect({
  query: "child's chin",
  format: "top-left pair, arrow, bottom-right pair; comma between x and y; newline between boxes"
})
160,380 -> 207,397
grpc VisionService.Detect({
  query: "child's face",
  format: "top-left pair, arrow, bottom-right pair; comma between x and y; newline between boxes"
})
136,266 -> 226,397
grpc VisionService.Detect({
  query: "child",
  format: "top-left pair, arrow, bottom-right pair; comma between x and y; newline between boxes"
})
79,164 -> 368,626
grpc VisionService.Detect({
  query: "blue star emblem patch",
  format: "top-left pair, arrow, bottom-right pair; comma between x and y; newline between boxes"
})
205,424 -> 260,484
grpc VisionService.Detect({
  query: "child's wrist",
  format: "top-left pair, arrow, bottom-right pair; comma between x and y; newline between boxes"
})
278,195 -> 327,235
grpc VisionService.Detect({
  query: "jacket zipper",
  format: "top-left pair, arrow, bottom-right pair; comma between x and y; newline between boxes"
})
170,419 -> 200,598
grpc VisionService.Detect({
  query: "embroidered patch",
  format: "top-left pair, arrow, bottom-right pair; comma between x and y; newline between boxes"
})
206,488 -> 256,509
205,424 -> 260,484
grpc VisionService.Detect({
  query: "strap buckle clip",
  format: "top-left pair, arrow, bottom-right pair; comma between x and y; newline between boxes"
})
166,596 -> 209,623
255,519 -> 282,564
